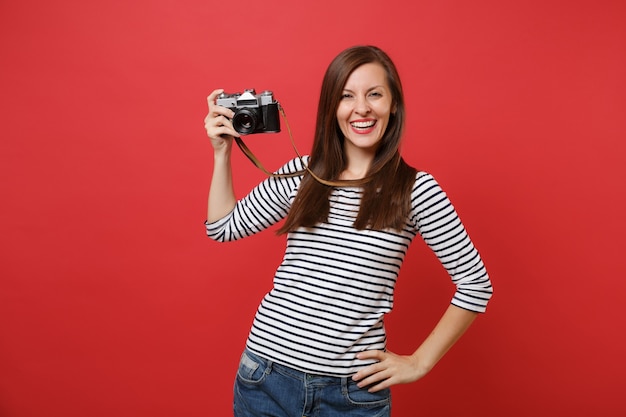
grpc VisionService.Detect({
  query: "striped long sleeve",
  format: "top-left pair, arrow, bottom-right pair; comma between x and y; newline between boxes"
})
410,173 -> 493,312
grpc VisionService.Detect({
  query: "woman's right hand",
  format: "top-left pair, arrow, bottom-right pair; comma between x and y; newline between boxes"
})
204,89 -> 240,153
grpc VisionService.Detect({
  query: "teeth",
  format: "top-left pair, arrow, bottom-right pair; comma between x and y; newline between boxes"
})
351,120 -> 375,128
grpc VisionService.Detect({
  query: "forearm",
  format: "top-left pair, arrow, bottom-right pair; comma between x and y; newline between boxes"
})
207,151 -> 236,222
204,88 -> 239,223
411,304 -> 478,373
353,304 -> 479,391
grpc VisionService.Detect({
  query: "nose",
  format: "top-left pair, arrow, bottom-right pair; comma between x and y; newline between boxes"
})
354,95 -> 371,115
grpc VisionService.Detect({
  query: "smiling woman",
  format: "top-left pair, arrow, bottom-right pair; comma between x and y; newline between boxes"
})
203,45 -> 493,417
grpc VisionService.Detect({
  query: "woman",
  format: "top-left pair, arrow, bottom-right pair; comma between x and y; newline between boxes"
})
204,45 -> 493,417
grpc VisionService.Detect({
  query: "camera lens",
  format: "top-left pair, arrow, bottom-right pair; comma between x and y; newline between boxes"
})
232,109 -> 258,134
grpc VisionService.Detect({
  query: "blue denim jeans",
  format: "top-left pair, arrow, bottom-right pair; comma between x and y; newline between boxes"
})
233,349 -> 391,417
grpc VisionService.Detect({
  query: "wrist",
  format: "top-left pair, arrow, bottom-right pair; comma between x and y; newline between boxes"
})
213,148 -> 232,163
410,350 -> 436,375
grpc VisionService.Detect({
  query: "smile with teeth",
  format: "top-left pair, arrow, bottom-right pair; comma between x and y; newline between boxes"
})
350,120 -> 376,129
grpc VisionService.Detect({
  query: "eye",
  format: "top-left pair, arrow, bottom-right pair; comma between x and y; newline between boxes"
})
369,91 -> 383,97
341,93 -> 353,99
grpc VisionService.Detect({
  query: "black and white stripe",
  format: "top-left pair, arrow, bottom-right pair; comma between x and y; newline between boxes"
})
206,157 -> 493,376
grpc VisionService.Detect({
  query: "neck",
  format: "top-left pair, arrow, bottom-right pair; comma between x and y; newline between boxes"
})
340,154 -> 374,180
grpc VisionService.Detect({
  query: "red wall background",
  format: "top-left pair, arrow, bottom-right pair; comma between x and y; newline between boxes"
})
1,0 -> 625,416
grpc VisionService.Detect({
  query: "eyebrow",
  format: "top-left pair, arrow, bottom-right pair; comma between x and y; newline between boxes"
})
342,85 -> 386,93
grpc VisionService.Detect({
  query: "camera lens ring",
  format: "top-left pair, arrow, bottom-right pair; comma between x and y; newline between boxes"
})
232,109 -> 258,134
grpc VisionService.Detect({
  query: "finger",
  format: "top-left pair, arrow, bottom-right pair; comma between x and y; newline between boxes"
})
207,128 -> 233,141
204,114 -> 229,127
366,378 -> 392,393
207,89 -> 225,109
357,362 -> 394,385
356,350 -> 385,361
206,116 -> 238,138
356,369 -> 393,392
207,92 -> 236,120
206,124 -> 230,140
207,119 -> 239,139
352,361 -> 385,382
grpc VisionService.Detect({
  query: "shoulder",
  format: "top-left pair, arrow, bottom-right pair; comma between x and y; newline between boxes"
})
410,171 -> 450,203
275,155 -> 309,175
413,170 -> 438,188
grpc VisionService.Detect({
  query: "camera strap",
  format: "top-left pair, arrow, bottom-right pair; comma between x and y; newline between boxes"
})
233,105 -> 373,188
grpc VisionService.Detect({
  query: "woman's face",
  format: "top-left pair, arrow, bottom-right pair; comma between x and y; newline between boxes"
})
336,62 -> 394,155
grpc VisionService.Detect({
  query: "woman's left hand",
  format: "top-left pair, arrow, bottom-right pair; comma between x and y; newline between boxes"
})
351,350 -> 430,392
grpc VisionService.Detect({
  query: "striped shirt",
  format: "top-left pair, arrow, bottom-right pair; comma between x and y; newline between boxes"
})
205,157 -> 492,377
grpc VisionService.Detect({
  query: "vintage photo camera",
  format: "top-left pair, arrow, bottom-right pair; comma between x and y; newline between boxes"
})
216,89 -> 280,135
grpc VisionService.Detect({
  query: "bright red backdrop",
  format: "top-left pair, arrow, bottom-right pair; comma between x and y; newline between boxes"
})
1,0 -> 625,416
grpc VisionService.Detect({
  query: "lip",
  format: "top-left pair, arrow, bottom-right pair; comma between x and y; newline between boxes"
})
349,119 -> 377,134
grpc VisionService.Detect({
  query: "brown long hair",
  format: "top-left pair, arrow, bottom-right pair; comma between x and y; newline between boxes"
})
277,45 -> 417,234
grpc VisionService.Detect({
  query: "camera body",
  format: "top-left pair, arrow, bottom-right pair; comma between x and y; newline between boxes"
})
216,89 -> 280,135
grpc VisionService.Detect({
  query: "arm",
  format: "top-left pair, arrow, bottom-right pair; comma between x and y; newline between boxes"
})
204,89 -> 239,222
353,173 -> 492,392
353,305 -> 477,392
207,147 -> 235,222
